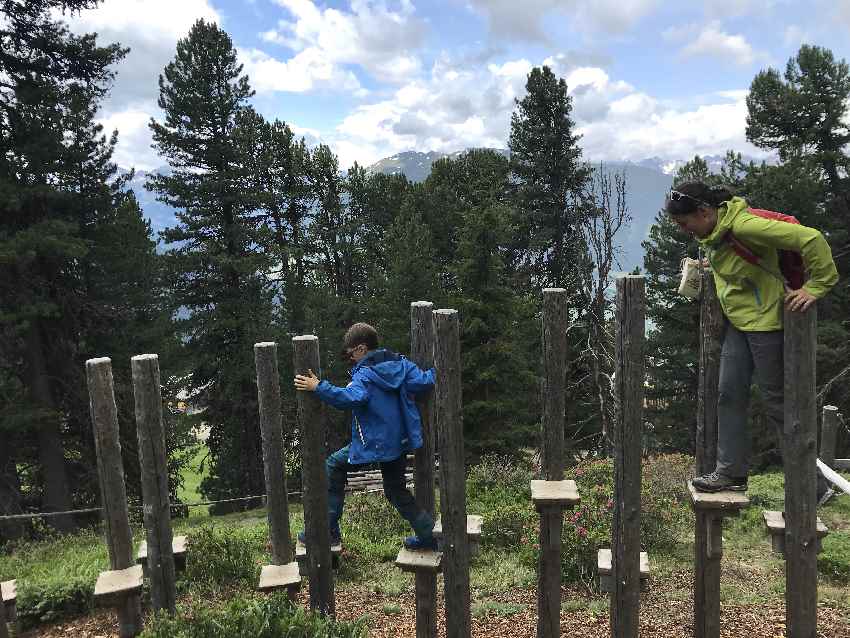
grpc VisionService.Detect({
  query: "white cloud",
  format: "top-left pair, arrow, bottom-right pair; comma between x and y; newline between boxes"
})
703,0 -> 775,17
323,55 -> 766,170
466,0 -> 659,40
238,47 -> 364,94
260,0 -> 426,85
98,106 -> 159,170
666,21 -> 763,66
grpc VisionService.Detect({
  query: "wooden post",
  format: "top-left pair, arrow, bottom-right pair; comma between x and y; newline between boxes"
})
0,587 -> 8,638
411,302 -> 437,638
131,354 -> 176,615
536,288 -> 568,638
820,405 -> 839,469
609,276 -> 644,638
255,342 -> 294,566
434,309 -> 470,638
784,306 -> 818,638
695,272 -> 724,638
293,336 -> 334,616
86,358 -> 143,638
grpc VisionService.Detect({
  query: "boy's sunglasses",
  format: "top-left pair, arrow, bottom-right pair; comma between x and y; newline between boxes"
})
669,189 -> 710,208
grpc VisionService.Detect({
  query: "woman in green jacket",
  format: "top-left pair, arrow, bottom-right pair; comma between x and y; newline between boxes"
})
666,181 -> 839,492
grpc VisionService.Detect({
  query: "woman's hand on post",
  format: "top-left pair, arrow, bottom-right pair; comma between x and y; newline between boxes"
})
294,369 -> 320,391
784,288 -> 817,312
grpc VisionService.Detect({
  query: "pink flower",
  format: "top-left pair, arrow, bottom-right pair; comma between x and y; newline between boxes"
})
607,499 -> 614,509
575,468 -> 585,477
577,526 -> 588,538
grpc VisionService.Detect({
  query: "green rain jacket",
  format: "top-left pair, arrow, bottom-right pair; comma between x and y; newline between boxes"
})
700,197 -> 839,332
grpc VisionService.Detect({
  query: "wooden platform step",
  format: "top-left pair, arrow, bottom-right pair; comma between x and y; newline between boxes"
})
94,565 -> 144,600
687,482 -> 749,514
2,579 -> 17,635
258,562 -> 301,592
395,547 -> 442,573
762,510 -> 829,555
433,515 -> 483,555
1,580 -> 15,606
597,549 -> 650,592
530,480 -> 580,509
137,535 -> 188,570
295,540 -> 342,576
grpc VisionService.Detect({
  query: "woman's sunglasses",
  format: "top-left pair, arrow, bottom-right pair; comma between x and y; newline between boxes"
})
669,189 -> 710,208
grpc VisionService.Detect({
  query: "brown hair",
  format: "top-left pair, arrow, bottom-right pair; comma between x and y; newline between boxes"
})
343,322 -> 379,351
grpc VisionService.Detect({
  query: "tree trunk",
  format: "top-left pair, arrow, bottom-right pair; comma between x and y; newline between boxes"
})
24,321 -> 74,532
0,443 -> 24,540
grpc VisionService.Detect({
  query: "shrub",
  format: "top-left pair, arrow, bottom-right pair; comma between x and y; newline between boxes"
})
184,525 -> 267,592
467,454 -> 533,508
481,502 -> 535,548
141,593 -> 367,638
818,533 -> 850,583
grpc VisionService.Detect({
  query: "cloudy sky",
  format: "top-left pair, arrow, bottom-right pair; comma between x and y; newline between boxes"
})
63,0 -> 850,171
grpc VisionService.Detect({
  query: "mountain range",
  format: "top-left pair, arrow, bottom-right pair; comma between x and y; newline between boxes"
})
125,151 -> 744,273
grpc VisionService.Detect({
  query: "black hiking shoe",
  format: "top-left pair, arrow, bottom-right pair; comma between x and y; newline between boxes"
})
692,471 -> 748,493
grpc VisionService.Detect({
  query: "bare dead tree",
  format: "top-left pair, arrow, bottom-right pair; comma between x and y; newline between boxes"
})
578,166 -> 631,451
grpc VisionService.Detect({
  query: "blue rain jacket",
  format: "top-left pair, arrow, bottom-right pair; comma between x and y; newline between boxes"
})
314,349 -> 436,464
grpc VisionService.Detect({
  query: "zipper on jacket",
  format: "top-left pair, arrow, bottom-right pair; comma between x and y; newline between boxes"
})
743,277 -> 762,306
354,413 -> 366,446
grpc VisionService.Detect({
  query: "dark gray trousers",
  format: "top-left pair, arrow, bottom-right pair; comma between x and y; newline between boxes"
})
716,324 -> 784,477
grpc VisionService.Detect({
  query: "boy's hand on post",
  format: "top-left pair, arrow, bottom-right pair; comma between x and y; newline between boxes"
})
784,288 -> 816,312
294,369 -> 320,392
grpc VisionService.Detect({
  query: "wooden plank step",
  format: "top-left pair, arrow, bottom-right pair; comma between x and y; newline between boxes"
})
258,562 -> 301,592
1,580 -> 15,605
433,515 -> 483,540
395,547 -> 442,573
295,539 -> 342,558
687,481 -> 749,513
762,510 -> 829,555
530,480 -> 580,508
597,548 -> 650,577
137,535 -> 187,561
94,565 -> 144,599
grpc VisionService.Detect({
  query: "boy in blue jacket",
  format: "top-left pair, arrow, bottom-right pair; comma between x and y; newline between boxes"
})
294,322 -> 438,550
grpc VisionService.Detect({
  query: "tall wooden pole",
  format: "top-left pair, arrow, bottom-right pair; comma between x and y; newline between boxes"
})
293,335 -> 334,616
610,276 -> 644,638
434,309 -> 470,638
784,306 -> 818,638
411,302 -> 437,638
820,405 -> 839,469
694,272 -> 724,638
131,354 -> 176,615
255,342 -> 293,566
536,288 -> 567,638
86,358 -> 143,637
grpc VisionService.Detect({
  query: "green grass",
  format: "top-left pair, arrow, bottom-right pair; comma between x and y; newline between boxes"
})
176,445 -> 211,518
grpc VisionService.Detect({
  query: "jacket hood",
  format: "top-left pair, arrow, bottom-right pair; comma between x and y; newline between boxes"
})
699,196 -> 748,247
353,348 -> 408,390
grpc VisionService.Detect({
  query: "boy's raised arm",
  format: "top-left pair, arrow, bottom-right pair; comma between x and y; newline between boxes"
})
314,375 -> 370,409
403,361 -> 436,395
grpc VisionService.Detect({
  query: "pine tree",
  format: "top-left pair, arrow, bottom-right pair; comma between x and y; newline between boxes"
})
148,20 -> 273,505
0,0 -> 129,532
508,65 -> 592,297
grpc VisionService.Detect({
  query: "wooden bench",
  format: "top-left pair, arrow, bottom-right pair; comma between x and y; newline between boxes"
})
137,535 -> 188,573
2,580 -> 16,637
762,510 -> 829,555
395,547 -> 442,573
94,565 -> 144,603
295,539 -> 342,576
597,548 -> 650,592
258,562 -> 301,592
433,515 -> 483,555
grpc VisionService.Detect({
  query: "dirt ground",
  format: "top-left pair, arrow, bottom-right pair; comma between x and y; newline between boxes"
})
23,581 -> 850,638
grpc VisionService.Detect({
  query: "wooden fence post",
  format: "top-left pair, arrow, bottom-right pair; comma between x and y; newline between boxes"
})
292,335 -> 335,616
784,306 -> 818,637
0,585 -> 8,638
411,302 -> 438,638
255,342 -> 294,566
820,405 -> 839,469
610,276 -> 644,638
131,354 -> 176,615
536,288 -> 568,638
434,309 -> 470,638
86,358 -> 143,638
694,272 -> 724,638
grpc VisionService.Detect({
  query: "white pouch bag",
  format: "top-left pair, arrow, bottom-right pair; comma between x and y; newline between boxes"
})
678,257 -> 702,299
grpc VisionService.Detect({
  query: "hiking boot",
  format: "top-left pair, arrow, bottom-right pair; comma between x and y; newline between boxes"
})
692,471 -> 747,493
298,530 -> 342,546
403,534 -> 438,551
